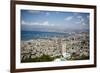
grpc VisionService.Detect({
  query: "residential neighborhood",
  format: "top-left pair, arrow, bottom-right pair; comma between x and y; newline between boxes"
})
21,32 -> 89,62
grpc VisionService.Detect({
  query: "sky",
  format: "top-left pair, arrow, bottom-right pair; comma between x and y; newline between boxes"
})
21,10 -> 90,32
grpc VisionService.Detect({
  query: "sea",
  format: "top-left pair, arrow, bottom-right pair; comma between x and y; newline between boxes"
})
21,31 -> 69,41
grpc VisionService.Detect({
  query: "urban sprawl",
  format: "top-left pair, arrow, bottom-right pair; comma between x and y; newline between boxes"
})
21,32 -> 89,62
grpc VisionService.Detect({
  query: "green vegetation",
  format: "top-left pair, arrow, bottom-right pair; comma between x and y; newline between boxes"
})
21,54 -> 58,63
67,54 -> 89,60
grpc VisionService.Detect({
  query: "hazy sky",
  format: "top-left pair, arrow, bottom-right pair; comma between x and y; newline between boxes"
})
21,10 -> 90,32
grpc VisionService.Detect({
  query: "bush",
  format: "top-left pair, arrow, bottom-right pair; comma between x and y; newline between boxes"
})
21,54 -> 55,63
